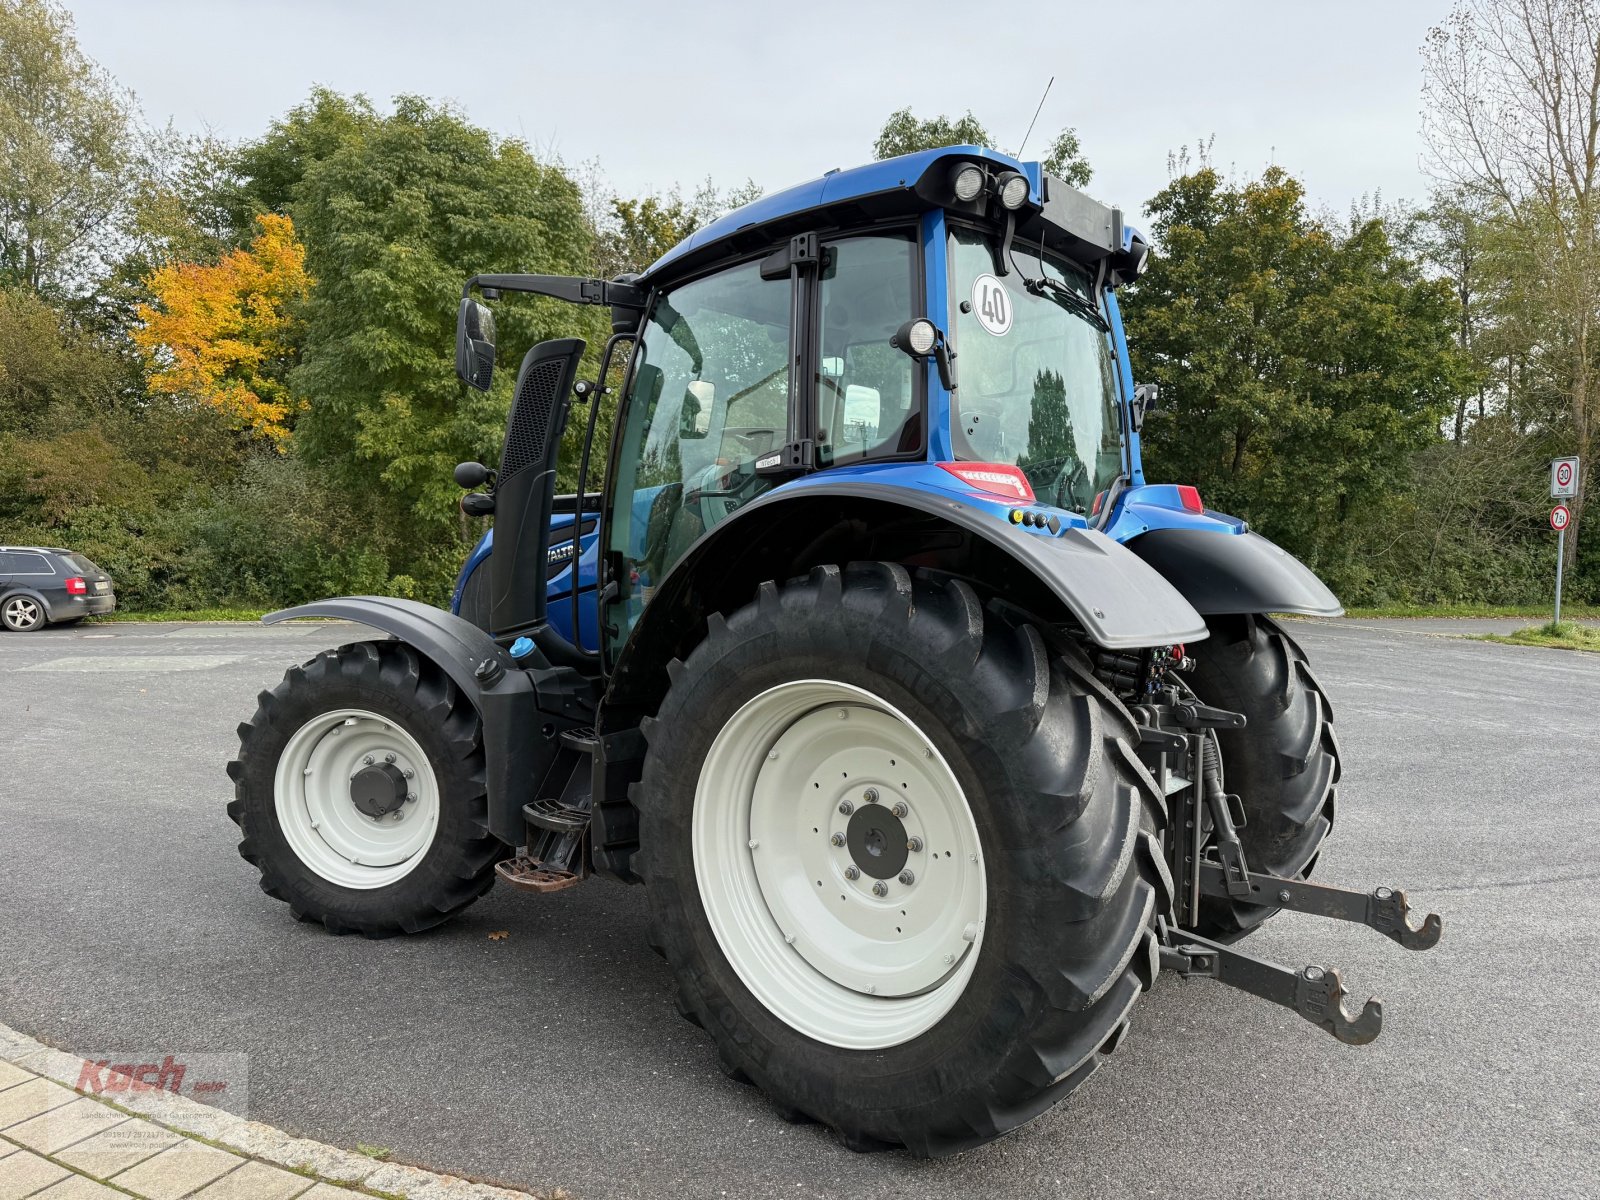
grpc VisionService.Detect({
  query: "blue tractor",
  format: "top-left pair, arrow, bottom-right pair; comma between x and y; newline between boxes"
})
229,148 -> 1441,1155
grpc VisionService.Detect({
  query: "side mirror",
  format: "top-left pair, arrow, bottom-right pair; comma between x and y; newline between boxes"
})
455,298 -> 496,391
454,461 -> 493,489
1131,382 -> 1161,433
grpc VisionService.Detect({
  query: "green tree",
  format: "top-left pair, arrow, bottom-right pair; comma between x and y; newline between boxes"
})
1123,166 -> 1466,595
285,94 -> 602,590
590,176 -> 764,278
0,0 -> 134,294
872,107 -> 1092,186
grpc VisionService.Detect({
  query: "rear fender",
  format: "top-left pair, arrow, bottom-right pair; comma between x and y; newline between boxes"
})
1125,528 -> 1344,617
263,596 -> 564,845
605,481 -> 1209,709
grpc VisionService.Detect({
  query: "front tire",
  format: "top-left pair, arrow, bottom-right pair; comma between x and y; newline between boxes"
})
635,564 -> 1168,1155
227,640 -> 507,936
1186,614 -> 1340,941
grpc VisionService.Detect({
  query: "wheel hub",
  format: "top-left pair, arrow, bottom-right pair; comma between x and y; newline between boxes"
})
845,803 -> 909,879
349,762 -> 409,819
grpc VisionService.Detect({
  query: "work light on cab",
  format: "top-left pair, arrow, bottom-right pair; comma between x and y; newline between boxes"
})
994,170 -> 1030,210
950,163 -> 985,202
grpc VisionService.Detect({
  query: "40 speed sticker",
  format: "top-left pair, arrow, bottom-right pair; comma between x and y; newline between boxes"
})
971,274 -> 1012,336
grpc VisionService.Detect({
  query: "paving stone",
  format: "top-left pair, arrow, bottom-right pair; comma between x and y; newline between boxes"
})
294,1186 -> 357,1200
257,1140 -> 374,1185
0,1064 -> 30,1092
4,1098 -> 128,1155
30,1176 -> 126,1199
56,1120 -> 182,1178
0,1148 -> 70,1200
0,1079 -> 75,1131
110,1140 -> 243,1200
189,1159 -> 313,1200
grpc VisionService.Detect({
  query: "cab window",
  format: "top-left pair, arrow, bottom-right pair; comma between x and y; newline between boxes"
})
815,232 -> 920,465
605,258 -> 790,651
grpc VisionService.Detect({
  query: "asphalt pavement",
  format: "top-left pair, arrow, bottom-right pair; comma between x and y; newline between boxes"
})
1,617 -> 1596,1199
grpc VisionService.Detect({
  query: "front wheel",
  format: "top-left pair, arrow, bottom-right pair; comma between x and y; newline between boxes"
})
1185,614 -> 1340,941
635,564 -> 1167,1155
227,641 -> 507,936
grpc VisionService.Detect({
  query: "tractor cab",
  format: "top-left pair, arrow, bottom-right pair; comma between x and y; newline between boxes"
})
449,147 -> 1165,664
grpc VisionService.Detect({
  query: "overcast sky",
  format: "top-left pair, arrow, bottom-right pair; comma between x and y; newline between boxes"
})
66,0 -> 1453,225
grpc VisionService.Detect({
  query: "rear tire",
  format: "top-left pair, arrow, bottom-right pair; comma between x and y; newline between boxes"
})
227,640 -> 507,936
1,596 -> 46,631
634,563 -> 1168,1155
1185,614 -> 1339,941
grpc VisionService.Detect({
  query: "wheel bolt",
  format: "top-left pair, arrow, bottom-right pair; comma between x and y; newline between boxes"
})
872,881 -> 888,897
943,953 -> 954,965
406,792 -> 417,803
891,801 -> 908,819
384,753 -> 397,764
863,787 -> 879,804
363,755 -> 375,765
844,865 -> 860,880
839,800 -> 854,815
907,836 -> 923,853
403,768 -> 414,779
898,870 -> 915,886
830,833 -> 845,847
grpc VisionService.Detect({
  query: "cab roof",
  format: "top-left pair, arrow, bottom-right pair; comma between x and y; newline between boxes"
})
636,145 -> 1144,288
640,146 -> 1043,282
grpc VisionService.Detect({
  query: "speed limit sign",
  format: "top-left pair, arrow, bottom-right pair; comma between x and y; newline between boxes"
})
1551,504 -> 1571,531
1552,456 -> 1579,497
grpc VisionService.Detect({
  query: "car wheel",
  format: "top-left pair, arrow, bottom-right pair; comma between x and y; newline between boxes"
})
1,596 -> 46,632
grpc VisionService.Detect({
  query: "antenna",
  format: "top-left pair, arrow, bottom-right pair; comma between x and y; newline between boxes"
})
1015,76 -> 1054,160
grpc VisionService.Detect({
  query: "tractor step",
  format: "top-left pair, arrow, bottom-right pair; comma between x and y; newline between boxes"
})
1196,864 -> 1443,951
494,854 -> 585,894
524,798 -> 590,834
1158,922 -> 1383,1045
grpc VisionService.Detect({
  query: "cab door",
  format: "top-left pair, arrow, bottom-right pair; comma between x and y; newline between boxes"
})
600,255 -> 797,659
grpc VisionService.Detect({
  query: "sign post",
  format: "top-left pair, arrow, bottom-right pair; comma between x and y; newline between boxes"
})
1550,457 -> 1578,627
1551,504 -> 1570,624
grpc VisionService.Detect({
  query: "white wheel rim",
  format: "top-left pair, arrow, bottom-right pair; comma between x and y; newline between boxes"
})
273,708 -> 440,889
6,599 -> 39,627
693,680 -> 987,1050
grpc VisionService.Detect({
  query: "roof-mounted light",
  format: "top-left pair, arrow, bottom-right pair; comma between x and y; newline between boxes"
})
995,171 -> 1029,210
951,164 -> 985,203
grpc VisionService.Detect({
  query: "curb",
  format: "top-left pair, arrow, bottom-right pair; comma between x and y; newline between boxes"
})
0,1021 -> 561,1200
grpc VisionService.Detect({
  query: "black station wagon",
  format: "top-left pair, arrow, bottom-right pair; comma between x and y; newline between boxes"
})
0,546 -> 116,631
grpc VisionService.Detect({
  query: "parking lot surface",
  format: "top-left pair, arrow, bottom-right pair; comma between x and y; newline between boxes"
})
1,618 -> 1595,1199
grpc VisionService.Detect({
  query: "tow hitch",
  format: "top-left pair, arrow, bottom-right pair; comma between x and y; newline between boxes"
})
1136,697 -> 1443,1045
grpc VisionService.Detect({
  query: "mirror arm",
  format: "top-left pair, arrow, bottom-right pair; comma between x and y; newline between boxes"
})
464,274 -> 647,311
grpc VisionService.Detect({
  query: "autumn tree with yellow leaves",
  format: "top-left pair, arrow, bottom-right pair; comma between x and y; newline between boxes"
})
133,212 -> 311,446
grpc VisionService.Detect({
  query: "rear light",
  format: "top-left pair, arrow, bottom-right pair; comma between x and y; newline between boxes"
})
937,462 -> 1035,502
1091,491 -> 1105,516
1176,485 -> 1203,513
65,577 -> 87,595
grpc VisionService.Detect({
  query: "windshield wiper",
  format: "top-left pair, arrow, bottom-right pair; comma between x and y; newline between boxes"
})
1022,275 -> 1109,331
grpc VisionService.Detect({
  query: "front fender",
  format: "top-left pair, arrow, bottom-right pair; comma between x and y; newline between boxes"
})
263,597 -> 546,844
1125,528 -> 1344,617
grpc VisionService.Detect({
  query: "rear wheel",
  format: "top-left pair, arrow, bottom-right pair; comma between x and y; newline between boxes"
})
227,641 -> 507,936
1185,614 -> 1339,941
1,596 -> 45,632
635,563 -> 1167,1155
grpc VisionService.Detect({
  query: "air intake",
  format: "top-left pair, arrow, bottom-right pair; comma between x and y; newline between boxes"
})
491,337 -> 585,639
